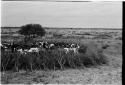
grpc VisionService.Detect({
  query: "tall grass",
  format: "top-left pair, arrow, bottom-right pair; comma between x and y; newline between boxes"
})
1,42 -> 108,72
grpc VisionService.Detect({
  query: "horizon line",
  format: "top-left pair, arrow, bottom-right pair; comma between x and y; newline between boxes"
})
1,26 -> 122,30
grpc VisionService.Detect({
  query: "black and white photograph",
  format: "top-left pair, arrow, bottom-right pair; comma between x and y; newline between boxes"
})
0,0 -> 122,84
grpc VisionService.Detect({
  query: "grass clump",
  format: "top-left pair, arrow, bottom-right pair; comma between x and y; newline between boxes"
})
1,42 -> 108,72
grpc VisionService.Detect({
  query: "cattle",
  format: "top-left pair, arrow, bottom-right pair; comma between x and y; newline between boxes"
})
54,42 -> 67,48
17,47 -> 40,54
64,48 -> 78,54
49,43 -> 54,47
10,44 -> 21,52
42,42 -> 49,49
30,44 -> 39,48
71,44 -> 75,47
70,47 -> 79,53
38,42 -> 44,48
64,44 -> 80,54
1,43 -> 11,52
17,48 -> 27,54
64,48 -> 70,53
1,42 -> 21,52
1,41 -> 81,55
48,43 -> 55,49
2,43 -> 10,48
1,44 -> 6,51
20,44 -> 30,50
27,47 -> 40,53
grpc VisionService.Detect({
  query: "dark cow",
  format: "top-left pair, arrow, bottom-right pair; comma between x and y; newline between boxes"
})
1,43 -> 12,52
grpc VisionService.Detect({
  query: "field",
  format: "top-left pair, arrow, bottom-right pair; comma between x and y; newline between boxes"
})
1,27 -> 122,42
0,27 -> 122,84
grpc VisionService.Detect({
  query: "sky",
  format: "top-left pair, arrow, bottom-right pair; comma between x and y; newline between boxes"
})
1,1 -> 122,28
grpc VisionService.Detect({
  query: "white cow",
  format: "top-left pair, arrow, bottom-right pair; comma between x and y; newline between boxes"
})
17,47 -> 40,54
64,48 -> 70,54
39,42 -> 44,47
49,44 -> 54,48
70,48 -> 78,53
71,44 -> 75,48
64,45 -> 80,54
17,49 -> 27,54
27,47 -> 40,53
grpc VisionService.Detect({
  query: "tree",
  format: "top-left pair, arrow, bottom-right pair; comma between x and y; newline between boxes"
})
18,24 -> 46,43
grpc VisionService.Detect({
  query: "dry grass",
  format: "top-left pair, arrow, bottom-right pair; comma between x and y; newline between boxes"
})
1,66 -> 121,84
1,40 -> 122,84
1,41 -> 108,71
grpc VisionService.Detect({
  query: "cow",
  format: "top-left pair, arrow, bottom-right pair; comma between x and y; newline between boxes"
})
17,48 -> 27,54
10,44 -> 21,52
48,43 -> 55,49
1,43 -> 11,52
38,41 -> 44,48
42,42 -> 49,49
17,47 -> 40,54
27,47 -> 40,53
64,48 -> 70,54
64,44 -> 80,54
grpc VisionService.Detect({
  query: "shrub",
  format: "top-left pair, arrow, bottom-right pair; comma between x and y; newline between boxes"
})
84,42 -> 108,65
1,42 -> 108,72
78,45 -> 87,54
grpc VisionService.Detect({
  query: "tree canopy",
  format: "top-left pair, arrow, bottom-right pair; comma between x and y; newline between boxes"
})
18,24 -> 46,42
19,24 -> 45,36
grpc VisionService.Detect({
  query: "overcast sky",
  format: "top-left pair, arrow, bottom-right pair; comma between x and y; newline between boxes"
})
1,1 -> 122,28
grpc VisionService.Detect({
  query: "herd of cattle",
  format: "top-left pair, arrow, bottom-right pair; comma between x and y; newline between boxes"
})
0,41 -> 80,54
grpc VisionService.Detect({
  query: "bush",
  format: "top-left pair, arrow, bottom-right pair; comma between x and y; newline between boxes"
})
78,45 -> 87,54
1,42 -> 108,72
85,42 -> 108,65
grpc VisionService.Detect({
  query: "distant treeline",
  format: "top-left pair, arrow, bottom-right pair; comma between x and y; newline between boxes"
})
1,27 -> 20,29
1,27 -> 122,30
